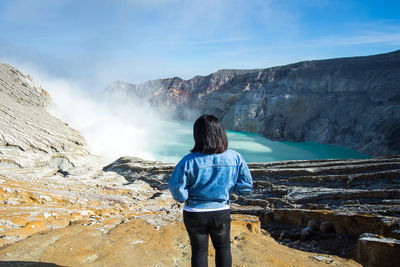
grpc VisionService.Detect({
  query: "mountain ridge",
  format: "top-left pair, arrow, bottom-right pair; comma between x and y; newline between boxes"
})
104,50 -> 400,157
107,49 -> 400,87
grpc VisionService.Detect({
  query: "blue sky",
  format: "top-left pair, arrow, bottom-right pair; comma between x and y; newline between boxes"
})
1,0 -> 399,90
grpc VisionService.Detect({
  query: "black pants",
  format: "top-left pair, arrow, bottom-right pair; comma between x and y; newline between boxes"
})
183,209 -> 232,267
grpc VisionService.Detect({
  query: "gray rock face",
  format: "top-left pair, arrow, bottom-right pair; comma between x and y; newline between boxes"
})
104,50 -> 400,157
0,63 -> 100,175
103,156 -> 175,190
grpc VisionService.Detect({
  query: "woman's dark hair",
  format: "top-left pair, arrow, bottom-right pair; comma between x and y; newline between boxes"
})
191,114 -> 228,154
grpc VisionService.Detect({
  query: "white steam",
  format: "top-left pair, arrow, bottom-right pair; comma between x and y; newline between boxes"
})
28,70 -> 165,163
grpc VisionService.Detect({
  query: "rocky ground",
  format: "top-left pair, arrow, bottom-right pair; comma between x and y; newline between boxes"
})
1,155 -> 398,266
104,156 -> 400,266
0,165 -> 360,267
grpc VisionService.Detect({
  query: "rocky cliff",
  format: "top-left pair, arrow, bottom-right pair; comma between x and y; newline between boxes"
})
0,63 -> 102,177
105,50 -> 400,157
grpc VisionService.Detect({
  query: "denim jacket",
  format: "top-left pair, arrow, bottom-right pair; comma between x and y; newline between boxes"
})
168,149 -> 253,209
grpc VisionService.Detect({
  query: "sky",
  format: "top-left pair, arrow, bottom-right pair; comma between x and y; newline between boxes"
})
0,0 -> 399,161
1,0 -> 400,91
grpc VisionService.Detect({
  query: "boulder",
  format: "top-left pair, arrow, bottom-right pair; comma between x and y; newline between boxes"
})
356,233 -> 400,267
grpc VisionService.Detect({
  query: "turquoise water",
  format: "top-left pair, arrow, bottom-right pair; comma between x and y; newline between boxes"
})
150,120 -> 369,163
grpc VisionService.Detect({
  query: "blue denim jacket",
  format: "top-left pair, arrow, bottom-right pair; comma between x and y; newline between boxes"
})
168,149 -> 253,209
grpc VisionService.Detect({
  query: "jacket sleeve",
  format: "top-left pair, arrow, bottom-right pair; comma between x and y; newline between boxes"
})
233,159 -> 253,195
168,163 -> 189,203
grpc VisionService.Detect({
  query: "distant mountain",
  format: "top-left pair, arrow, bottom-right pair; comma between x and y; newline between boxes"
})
104,50 -> 400,157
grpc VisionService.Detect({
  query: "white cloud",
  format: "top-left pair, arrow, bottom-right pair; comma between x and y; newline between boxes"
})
308,30 -> 400,47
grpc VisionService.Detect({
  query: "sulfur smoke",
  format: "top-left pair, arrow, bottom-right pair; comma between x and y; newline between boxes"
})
24,70 -> 168,164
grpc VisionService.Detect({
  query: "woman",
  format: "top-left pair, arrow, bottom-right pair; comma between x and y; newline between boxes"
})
168,114 -> 253,267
